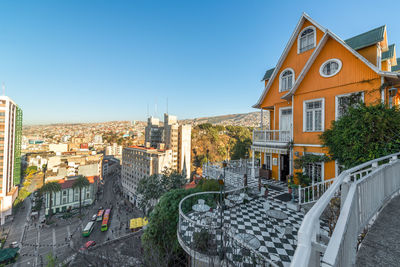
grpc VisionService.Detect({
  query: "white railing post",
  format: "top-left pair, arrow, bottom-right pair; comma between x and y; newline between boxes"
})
251,150 -> 255,179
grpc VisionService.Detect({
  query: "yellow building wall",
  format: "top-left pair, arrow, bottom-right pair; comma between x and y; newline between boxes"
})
261,19 -> 325,108
357,45 -> 378,66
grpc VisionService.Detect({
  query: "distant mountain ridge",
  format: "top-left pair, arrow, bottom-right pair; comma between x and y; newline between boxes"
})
180,111 -> 269,127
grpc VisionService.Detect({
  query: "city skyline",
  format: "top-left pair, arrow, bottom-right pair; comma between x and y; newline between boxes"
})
1,0 -> 400,124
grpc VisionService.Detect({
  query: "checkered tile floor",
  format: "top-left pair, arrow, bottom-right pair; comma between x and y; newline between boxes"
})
180,195 -> 305,267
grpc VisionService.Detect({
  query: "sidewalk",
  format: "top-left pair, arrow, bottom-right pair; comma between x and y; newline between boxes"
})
356,194 -> 400,267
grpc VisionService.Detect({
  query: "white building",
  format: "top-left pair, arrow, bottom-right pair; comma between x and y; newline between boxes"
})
144,113 -> 192,179
0,96 -> 22,224
106,143 -> 123,159
49,143 -> 69,154
121,146 -> 172,206
102,156 -> 120,177
93,134 -> 103,144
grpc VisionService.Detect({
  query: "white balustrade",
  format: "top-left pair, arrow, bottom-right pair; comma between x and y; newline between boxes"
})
253,129 -> 291,145
292,152 -> 400,267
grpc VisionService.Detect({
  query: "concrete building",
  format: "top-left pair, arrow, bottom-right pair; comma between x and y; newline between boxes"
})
121,146 -> 172,206
144,113 -> 191,178
102,156 -> 120,177
106,143 -> 123,159
93,134 -> 103,144
144,117 -> 163,147
49,143 -> 69,154
44,175 -> 100,215
0,96 -> 22,224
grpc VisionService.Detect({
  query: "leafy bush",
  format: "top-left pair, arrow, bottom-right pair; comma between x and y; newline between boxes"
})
321,104 -> 400,169
196,179 -> 220,192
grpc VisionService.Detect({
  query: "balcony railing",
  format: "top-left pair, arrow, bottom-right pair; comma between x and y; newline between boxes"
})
253,129 -> 291,146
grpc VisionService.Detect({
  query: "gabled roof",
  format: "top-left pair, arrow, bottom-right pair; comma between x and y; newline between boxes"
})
344,25 -> 386,50
382,44 -> 395,61
392,58 -> 400,72
282,30 -> 400,100
253,12 -> 326,108
261,68 -> 275,81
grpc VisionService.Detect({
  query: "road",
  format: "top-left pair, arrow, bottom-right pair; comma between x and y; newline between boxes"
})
10,170 -> 143,266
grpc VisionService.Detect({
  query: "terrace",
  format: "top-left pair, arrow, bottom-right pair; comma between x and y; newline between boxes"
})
178,161 -> 317,266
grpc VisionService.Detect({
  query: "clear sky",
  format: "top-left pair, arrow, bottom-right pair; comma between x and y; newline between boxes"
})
1,0 -> 400,124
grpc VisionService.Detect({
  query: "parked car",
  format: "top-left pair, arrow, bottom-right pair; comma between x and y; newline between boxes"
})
91,214 -> 97,221
80,241 -> 96,251
10,241 -> 18,248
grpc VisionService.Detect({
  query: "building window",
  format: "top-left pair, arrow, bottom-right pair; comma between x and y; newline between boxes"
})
305,162 -> 323,184
279,69 -> 294,92
320,59 -> 342,77
298,26 -> 316,53
304,99 -> 324,132
336,92 -> 364,119
389,88 -> 398,108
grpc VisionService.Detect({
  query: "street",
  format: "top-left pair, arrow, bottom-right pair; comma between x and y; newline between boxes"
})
6,170 -> 143,266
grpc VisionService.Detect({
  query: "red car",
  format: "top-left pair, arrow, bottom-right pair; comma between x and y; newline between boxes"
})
80,241 -> 96,251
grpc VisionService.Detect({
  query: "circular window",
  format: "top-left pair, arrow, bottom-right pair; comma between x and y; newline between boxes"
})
320,59 -> 342,77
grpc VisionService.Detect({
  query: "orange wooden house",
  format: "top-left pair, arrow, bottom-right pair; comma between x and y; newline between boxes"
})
252,13 -> 400,185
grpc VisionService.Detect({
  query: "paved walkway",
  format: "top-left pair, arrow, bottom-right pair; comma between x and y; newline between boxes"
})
356,194 -> 400,267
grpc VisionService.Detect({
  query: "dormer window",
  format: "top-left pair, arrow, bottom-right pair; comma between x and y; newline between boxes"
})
298,26 -> 316,53
280,68 -> 294,92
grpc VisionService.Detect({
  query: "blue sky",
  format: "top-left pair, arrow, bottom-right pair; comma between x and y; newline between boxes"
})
1,0 -> 400,124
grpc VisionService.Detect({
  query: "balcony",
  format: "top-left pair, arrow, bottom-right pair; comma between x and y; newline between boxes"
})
252,129 -> 291,152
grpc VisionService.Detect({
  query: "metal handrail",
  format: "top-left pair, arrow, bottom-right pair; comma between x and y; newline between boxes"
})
291,152 -> 400,267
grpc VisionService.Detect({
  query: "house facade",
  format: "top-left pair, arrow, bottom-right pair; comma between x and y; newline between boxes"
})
252,13 -> 400,185
44,175 -> 100,215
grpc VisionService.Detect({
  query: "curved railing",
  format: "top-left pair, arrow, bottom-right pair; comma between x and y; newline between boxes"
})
291,152 -> 400,267
177,186 -> 278,266
202,163 -> 258,189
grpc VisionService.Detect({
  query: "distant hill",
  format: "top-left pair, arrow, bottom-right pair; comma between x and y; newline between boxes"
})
180,111 -> 269,128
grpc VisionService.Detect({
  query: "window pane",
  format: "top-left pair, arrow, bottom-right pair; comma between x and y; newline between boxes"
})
315,110 -> 322,130
288,76 -> 292,89
306,111 -> 313,131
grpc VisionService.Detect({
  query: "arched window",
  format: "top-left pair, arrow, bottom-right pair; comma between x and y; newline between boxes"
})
320,59 -> 342,77
298,26 -> 316,53
280,68 -> 294,92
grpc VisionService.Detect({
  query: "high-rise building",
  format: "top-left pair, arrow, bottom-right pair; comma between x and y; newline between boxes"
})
0,96 -> 22,224
144,113 -> 191,178
121,146 -> 173,206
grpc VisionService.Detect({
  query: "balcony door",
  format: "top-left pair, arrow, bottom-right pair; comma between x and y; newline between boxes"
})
280,108 -> 292,141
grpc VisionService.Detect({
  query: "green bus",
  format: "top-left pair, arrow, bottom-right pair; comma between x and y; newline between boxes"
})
82,221 -> 95,237
101,209 -> 111,232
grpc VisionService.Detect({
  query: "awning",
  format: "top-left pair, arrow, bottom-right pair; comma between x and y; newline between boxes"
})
251,145 -> 288,154
129,217 -> 148,229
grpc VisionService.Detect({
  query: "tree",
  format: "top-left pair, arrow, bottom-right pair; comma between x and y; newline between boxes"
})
41,181 -> 62,218
321,103 -> 400,169
142,188 -> 199,266
137,172 -> 187,215
72,175 -> 90,215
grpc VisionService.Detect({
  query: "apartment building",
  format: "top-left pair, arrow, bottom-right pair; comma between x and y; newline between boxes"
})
252,13 -> 400,185
0,96 -> 22,224
121,146 -> 172,206
105,143 -> 123,159
144,113 -> 191,178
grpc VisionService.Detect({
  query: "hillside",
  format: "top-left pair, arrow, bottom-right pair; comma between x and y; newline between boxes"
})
180,111 -> 269,127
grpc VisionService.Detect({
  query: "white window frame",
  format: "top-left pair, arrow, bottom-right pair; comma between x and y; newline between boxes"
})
279,68 -> 295,92
320,58 -> 342,78
389,88 -> 398,108
297,26 -> 316,54
303,152 -> 325,183
279,107 -> 293,131
303,98 -> 325,132
335,91 -> 364,120
377,44 -> 382,70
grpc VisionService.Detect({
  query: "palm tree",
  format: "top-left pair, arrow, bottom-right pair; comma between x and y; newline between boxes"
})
41,181 -> 61,218
72,176 -> 90,215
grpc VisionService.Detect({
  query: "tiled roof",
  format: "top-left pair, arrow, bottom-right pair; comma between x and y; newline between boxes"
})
58,175 -> 99,190
391,58 -> 400,72
382,44 -> 395,61
344,25 -> 385,50
261,68 -> 275,81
